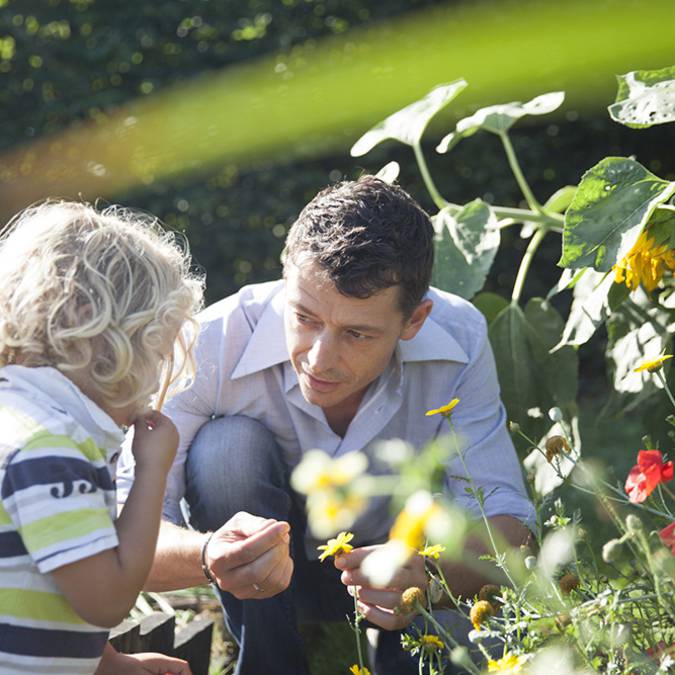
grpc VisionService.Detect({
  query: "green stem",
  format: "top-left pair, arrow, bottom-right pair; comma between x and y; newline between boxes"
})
445,202 -> 564,227
511,227 -> 548,304
353,592 -> 365,670
657,204 -> 675,212
447,418 -> 517,589
656,370 -> 675,410
500,132 -> 543,213
413,142 -> 449,210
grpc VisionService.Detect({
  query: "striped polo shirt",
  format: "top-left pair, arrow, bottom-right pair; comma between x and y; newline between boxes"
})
0,365 -> 123,674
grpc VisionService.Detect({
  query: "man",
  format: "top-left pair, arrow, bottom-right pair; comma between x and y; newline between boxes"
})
117,176 -> 535,674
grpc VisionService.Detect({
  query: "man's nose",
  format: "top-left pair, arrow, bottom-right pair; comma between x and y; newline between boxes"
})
307,331 -> 337,373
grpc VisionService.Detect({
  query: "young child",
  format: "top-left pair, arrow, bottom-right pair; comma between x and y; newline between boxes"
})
0,201 -> 204,674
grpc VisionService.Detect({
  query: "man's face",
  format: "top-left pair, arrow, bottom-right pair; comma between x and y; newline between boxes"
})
284,262 -> 430,414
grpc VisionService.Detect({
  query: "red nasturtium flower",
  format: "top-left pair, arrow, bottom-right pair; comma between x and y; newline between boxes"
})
624,450 -> 674,504
659,522 -> 675,555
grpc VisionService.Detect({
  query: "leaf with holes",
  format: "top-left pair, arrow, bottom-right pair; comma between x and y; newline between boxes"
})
608,65 -> 675,128
559,157 -> 675,271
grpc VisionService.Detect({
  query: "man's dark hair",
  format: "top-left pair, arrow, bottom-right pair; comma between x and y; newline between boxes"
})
284,175 -> 434,317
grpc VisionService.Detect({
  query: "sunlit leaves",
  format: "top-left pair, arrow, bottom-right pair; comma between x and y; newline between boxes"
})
608,65 -> 675,128
560,157 -> 675,271
431,199 -> 499,299
606,292 -> 673,394
554,269 -> 615,349
436,91 -> 564,153
374,160 -> 400,184
350,79 -> 467,156
489,299 -> 578,445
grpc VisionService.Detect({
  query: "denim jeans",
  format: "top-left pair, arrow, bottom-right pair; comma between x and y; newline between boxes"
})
184,415 -> 445,675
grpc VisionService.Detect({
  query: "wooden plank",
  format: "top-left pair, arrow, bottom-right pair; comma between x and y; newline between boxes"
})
109,618 -> 142,653
140,612 -> 176,655
174,614 -> 214,675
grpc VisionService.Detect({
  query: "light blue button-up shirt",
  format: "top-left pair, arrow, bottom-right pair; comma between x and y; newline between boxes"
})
117,280 -> 535,550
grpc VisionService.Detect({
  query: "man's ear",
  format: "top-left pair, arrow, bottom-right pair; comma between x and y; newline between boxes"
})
400,299 -> 433,341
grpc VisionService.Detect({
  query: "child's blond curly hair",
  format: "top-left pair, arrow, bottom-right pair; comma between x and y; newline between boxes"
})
0,200 -> 204,409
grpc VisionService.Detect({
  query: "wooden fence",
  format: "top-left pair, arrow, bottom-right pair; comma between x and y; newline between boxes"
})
110,611 -> 214,675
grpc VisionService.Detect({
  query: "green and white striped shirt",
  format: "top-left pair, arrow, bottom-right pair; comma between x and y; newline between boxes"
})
0,365 -> 123,674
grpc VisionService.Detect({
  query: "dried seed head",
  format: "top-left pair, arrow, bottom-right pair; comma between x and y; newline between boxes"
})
558,573 -> 580,595
470,600 -> 495,630
398,586 -> 425,614
478,584 -> 501,605
545,435 -> 571,462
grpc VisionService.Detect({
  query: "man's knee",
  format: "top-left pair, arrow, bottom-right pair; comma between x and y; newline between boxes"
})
187,415 -> 282,482
185,415 -> 289,528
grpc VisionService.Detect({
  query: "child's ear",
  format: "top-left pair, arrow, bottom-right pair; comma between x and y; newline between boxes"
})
400,299 -> 433,341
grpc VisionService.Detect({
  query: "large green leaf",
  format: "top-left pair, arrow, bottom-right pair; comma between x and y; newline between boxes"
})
473,291 -> 509,326
350,80 -> 467,157
489,300 -> 578,447
489,304 -> 541,427
524,298 -> 578,405
431,199 -> 499,299
553,269 -> 615,349
559,157 -> 675,271
608,65 -> 675,128
606,292 -> 674,394
436,91 -> 564,153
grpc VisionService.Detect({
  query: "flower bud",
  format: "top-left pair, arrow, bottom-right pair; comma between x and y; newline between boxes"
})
602,538 -> 623,563
509,421 -> 521,434
524,555 -> 537,570
548,407 -> 563,422
450,646 -> 473,669
625,514 -> 643,534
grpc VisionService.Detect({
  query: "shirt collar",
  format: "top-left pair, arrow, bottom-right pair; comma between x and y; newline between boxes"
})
0,365 -> 125,454
231,286 -> 468,381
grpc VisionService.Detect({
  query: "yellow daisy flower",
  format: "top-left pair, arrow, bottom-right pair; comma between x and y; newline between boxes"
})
613,228 -> 675,292
390,491 -> 443,551
633,352 -> 673,373
425,398 -> 460,417
487,652 -> 528,672
349,666 -> 371,675
420,634 -> 445,651
418,544 -> 446,559
317,531 -> 354,562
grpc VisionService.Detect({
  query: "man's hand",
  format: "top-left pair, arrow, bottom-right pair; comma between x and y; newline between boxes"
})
206,512 -> 293,600
96,643 -> 192,674
334,545 -> 428,631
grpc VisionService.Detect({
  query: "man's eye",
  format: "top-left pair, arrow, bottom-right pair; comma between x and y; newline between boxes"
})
348,330 -> 369,340
296,313 -> 313,324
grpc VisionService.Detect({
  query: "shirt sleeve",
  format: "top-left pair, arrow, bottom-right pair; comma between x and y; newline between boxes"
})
442,320 -> 537,533
2,436 -> 119,573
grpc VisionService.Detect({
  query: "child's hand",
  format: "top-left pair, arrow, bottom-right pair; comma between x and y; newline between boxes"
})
95,644 -> 192,674
130,410 -> 179,474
